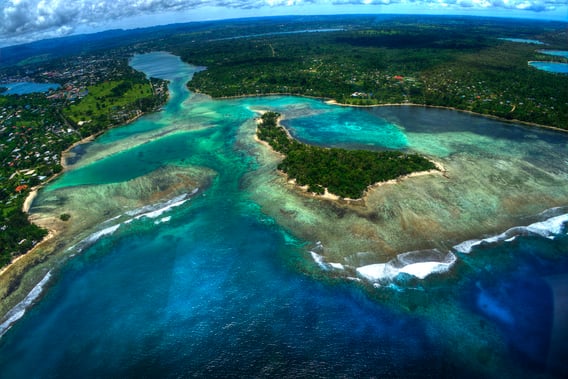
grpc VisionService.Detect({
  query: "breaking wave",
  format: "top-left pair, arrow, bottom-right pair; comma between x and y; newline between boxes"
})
309,241 -> 346,271
0,191 -> 200,339
77,191 -> 196,252
125,191 -> 195,220
312,209 -> 568,287
356,249 -> 457,284
0,271 -> 52,338
84,224 -> 121,245
454,212 -> 568,254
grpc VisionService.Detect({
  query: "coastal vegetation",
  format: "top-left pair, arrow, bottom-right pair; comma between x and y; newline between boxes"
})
178,17 -> 567,128
0,54 -> 167,268
64,76 -> 166,136
257,112 -> 436,199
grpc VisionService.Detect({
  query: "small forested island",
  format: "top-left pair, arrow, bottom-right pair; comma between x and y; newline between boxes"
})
257,111 -> 437,199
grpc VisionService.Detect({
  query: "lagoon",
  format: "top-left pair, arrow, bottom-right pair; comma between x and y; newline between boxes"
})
529,61 -> 568,74
1,52 -> 567,378
0,82 -> 60,95
538,50 -> 568,59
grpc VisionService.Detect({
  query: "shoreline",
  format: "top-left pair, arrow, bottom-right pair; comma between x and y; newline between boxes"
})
207,92 -> 567,134
0,111 -> 147,282
252,110 -> 446,204
326,100 -> 568,134
2,86 -> 565,323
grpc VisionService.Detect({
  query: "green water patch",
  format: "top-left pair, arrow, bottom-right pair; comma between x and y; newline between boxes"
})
235,97 -> 409,150
281,108 -> 408,150
51,131 -> 205,190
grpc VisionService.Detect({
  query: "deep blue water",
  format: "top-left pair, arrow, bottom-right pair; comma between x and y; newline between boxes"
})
1,52 -> 567,378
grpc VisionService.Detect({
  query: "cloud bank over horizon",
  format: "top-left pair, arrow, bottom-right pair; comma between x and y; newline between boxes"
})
1,0 -> 567,47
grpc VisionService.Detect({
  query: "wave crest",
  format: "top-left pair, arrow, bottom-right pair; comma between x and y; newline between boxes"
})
0,271 -> 52,338
356,249 -> 457,283
454,213 -> 568,254
317,210 -> 568,287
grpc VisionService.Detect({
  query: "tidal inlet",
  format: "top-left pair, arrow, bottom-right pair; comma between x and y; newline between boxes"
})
1,52 -> 567,378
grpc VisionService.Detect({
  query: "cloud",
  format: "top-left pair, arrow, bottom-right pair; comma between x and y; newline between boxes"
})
1,0 -> 567,46
329,0 -> 566,11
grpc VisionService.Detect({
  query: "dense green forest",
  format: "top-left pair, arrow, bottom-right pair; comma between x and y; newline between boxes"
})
257,112 -> 437,199
157,17 -> 568,128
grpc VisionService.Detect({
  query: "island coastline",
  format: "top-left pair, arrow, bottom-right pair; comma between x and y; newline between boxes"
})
253,110 -> 446,205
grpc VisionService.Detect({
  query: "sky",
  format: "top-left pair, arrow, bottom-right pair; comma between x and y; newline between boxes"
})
0,0 -> 567,47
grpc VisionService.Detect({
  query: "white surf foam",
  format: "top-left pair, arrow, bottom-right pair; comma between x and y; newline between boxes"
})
154,216 -> 172,225
310,251 -> 329,270
356,250 -> 457,282
309,242 -> 346,271
527,213 -> 568,236
356,263 -> 389,282
76,192 -> 198,253
84,224 -> 121,245
454,213 -> 568,254
127,192 -> 192,220
329,262 -> 345,270
399,260 -> 454,280
0,271 -> 52,338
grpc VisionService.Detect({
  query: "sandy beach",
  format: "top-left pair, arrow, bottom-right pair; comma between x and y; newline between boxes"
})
0,110 -> 151,282
0,134 -> 97,280
253,111 -> 446,204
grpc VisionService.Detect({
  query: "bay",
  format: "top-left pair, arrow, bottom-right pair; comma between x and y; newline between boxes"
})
1,52 -> 567,378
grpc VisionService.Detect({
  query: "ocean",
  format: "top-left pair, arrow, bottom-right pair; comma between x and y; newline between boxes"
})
0,52 -> 567,378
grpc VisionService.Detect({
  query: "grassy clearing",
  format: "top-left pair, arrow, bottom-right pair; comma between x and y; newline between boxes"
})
64,80 -> 153,123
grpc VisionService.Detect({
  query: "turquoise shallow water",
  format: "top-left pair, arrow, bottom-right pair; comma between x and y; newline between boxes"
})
538,50 -> 568,59
499,38 -> 545,45
529,61 -> 568,74
1,52 -> 568,378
